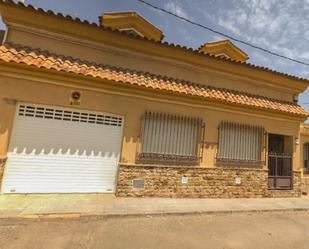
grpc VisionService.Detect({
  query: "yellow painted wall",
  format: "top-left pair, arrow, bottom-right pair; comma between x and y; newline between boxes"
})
300,126 -> 309,173
0,99 -> 15,157
0,75 -> 302,170
6,28 -> 295,102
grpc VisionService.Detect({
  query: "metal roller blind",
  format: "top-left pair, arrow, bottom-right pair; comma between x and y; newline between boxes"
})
139,112 -> 203,162
2,103 -> 123,194
217,122 -> 264,164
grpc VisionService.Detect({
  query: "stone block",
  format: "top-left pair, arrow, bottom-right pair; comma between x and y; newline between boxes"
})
116,164 -> 301,198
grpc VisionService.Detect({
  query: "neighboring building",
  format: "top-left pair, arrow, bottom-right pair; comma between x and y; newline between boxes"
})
0,1 -> 308,198
301,124 -> 309,193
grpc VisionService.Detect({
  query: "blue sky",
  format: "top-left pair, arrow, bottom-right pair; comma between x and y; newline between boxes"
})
3,0 -> 309,110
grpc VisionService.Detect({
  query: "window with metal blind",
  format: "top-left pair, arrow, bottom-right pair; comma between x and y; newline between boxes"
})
217,122 -> 264,164
138,112 -> 203,162
304,143 -> 309,173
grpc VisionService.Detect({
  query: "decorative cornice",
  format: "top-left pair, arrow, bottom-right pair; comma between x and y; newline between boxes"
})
0,0 -> 308,90
0,43 -> 307,118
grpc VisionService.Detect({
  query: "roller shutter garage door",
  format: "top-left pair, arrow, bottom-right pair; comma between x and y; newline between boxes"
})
2,103 -> 123,193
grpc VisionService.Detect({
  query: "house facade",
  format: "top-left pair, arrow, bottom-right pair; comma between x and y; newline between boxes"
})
0,1 -> 308,198
301,124 -> 309,193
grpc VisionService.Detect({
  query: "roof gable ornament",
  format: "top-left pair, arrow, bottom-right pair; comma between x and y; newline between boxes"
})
100,11 -> 164,42
199,39 -> 249,62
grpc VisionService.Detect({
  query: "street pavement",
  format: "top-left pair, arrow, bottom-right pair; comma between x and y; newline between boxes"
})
2,194 -> 309,219
1,211 -> 309,249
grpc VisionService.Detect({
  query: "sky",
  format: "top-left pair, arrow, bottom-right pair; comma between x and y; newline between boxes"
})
2,0 -> 309,111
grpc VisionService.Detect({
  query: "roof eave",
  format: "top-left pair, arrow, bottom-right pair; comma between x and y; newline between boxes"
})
0,0 -> 308,91
0,59 -> 307,121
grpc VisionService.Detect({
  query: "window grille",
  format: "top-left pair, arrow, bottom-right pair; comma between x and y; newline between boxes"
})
217,122 -> 264,164
138,112 -> 203,162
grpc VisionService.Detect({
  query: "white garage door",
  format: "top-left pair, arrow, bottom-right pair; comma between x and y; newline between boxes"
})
2,103 -> 123,193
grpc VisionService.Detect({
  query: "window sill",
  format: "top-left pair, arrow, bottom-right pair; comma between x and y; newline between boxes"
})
216,158 -> 264,167
137,153 -> 200,165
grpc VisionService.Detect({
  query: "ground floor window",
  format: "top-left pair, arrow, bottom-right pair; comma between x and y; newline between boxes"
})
217,121 -> 264,165
138,112 -> 203,163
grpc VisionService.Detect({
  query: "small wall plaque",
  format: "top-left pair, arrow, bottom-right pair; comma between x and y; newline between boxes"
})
133,179 -> 145,188
235,176 -> 241,185
181,176 -> 188,184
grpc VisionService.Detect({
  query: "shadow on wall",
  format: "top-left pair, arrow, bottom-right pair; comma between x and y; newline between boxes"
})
10,146 -> 120,158
0,99 -> 17,157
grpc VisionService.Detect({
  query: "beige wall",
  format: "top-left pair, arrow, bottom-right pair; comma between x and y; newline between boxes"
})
0,75 -> 302,170
300,126 -> 309,173
0,98 -> 15,156
5,27 -> 295,102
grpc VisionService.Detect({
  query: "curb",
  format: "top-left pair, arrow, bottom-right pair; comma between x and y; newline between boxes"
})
80,208 -> 309,220
1,208 -> 309,221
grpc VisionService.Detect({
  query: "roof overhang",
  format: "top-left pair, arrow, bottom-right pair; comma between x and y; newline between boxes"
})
0,0 -> 308,93
0,43 -> 307,120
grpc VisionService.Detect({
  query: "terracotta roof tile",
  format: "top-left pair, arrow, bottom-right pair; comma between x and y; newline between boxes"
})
0,43 -> 307,118
0,0 -> 308,83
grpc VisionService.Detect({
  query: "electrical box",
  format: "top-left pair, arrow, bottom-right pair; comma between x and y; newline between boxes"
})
235,176 -> 241,185
132,179 -> 144,188
181,176 -> 188,184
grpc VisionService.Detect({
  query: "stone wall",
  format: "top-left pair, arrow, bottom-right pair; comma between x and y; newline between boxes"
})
301,175 -> 309,195
116,164 -> 301,198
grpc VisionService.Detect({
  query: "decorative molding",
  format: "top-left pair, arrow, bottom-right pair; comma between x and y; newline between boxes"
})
0,66 -> 303,124
7,23 -> 299,95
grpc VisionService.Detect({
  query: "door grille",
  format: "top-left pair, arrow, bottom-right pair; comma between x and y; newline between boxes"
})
268,153 -> 292,189
18,104 -> 122,127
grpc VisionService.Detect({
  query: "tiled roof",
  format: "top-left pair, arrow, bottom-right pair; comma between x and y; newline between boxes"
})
0,43 -> 307,118
0,0 -> 308,83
